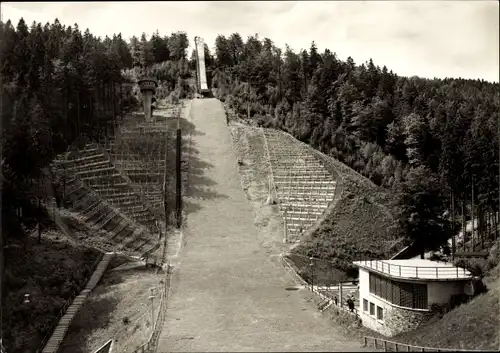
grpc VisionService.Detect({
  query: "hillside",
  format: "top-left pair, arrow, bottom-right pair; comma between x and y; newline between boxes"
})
2,227 -> 101,353
394,255 -> 499,350
227,106 -> 401,284
288,132 -> 401,278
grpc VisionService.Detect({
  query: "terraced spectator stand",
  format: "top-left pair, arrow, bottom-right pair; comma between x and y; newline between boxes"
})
39,252 -> 114,353
58,143 -> 160,234
51,158 -> 160,257
263,129 -> 337,243
105,117 -> 168,219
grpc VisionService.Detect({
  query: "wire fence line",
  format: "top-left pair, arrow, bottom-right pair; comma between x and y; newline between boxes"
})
362,336 -> 493,352
130,263 -> 172,353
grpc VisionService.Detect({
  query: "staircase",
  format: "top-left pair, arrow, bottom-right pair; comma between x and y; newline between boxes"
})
40,252 -> 114,353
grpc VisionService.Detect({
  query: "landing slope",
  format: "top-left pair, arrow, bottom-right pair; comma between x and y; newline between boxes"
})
156,98 -> 372,352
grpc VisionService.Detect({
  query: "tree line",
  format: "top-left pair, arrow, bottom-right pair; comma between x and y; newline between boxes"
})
209,33 -> 500,255
1,18 -> 498,256
0,18 -> 192,241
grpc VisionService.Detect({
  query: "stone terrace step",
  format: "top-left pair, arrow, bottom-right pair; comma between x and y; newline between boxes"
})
280,202 -> 329,209
274,174 -> 331,180
278,189 -> 335,195
275,180 -> 336,185
273,168 -> 325,175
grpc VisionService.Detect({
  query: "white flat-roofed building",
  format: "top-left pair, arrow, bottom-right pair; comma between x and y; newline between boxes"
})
353,259 -> 475,337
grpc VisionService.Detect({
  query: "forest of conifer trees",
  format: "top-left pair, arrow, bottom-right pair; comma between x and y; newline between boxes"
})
0,18 -> 193,242
1,15 -> 499,353
210,33 -> 500,255
1,18 -> 499,263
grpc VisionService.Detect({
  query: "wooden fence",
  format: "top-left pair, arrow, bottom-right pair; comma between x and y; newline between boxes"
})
363,336 -> 494,352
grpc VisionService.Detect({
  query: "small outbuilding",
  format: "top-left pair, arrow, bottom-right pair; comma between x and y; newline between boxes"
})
353,259 -> 475,337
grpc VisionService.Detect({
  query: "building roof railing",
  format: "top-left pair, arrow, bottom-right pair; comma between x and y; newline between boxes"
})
353,259 -> 473,280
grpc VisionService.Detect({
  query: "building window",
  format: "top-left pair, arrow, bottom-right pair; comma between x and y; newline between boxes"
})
369,272 -> 428,310
377,306 -> 383,320
363,299 -> 368,312
370,302 -> 375,315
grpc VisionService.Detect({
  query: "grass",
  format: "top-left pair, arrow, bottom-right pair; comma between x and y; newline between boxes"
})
2,226 -> 101,353
58,254 -> 165,353
392,264 -> 499,350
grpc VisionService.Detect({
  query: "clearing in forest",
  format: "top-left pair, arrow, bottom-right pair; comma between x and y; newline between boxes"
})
156,98 -> 373,352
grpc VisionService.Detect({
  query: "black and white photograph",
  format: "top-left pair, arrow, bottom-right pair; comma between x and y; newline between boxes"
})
0,1 -> 498,352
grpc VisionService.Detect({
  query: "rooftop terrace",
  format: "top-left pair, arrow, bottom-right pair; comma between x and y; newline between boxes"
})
353,259 -> 474,281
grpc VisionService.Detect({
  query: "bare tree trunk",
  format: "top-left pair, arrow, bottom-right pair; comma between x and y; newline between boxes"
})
451,192 -> 456,257
247,84 -> 250,120
77,91 -> 81,137
488,208 -> 491,240
64,89 -> 69,140
462,200 -> 466,252
493,212 -> 498,240
471,176 -> 475,251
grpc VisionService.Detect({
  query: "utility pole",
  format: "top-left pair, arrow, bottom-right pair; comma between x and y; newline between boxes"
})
0,7 -> 4,344
149,288 -> 156,334
309,257 -> 314,291
283,207 -> 288,243
175,112 -> 182,228
164,112 -> 168,228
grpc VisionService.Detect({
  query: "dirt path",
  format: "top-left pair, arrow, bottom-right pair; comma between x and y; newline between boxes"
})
157,98 -> 373,352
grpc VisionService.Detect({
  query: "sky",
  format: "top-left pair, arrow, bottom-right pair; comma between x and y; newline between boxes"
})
1,1 -> 499,83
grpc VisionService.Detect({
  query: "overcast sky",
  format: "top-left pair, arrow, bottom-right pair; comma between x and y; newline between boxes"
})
1,1 -> 498,82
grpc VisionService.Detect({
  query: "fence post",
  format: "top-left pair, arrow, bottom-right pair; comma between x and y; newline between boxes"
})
375,339 -> 377,349
436,267 -> 438,278
384,341 -> 388,352
395,343 -> 399,352
416,267 -> 418,277
364,337 -> 367,347
421,347 -> 425,352
399,266 -> 401,277
407,345 -> 411,352
339,282 -> 343,309
456,266 -> 459,277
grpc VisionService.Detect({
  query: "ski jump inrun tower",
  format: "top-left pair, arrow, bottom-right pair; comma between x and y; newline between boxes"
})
194,36 -> 210,96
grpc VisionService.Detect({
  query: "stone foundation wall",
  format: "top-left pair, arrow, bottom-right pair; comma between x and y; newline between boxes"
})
384,305 -> 435,336
360,295 -> 436,337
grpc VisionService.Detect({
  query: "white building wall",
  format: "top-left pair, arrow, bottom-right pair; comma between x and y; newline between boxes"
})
358,268 -> 392,336
428,281 -> 464,305
358,268 -> 467,337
